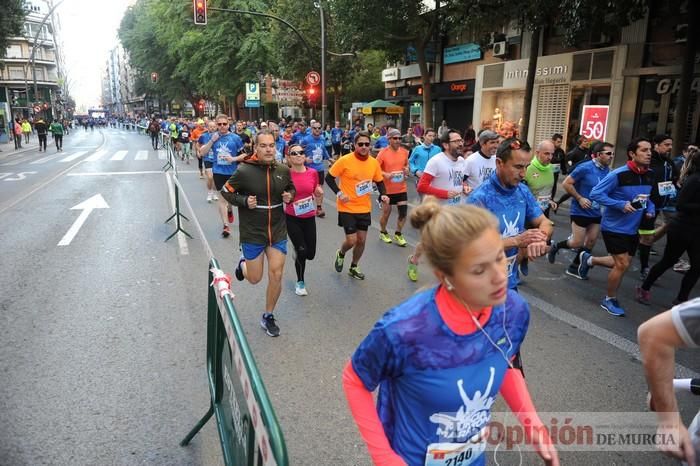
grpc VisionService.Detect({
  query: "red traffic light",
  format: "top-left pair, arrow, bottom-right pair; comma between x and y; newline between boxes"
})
150,72 -> 158,83
193,0 -> 207,25
308,87 -> 316,95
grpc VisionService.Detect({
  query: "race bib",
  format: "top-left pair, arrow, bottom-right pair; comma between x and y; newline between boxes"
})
355,180 -> 372,196
217,147 -> 232,165
181,131 -> 189,138
390,171 -> 405,183
658,181 -> 677,198
632,193 -> 648,209
448,194 -> 462,205
312,152 -> 323,164
424,439 -> 485,466
292,196 -> 315,216
537,195 -> 551,211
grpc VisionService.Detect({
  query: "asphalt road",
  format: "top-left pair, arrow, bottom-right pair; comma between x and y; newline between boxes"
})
1,128 -> 697,466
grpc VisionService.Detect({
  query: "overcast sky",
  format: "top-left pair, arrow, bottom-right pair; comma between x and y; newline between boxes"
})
55,0 -> 134,110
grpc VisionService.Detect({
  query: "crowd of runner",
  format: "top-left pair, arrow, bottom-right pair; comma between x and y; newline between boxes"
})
139,113 -> 698,465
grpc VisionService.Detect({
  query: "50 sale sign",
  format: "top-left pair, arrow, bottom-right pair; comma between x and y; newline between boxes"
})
579,105 -> 609,141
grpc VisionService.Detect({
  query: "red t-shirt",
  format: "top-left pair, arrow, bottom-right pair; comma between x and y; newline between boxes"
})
285,167 -> 318,218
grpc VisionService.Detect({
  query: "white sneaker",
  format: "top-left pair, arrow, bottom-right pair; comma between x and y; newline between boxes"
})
295,281 -> 308,296
206,192 -> 213,203
212,192 -> 219,200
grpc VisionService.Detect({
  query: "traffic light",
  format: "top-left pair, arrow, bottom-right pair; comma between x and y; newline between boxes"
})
151,72 -> 158,83
197,100 -> 205,113
193,0 -> 207,25
307,86 -> 317,107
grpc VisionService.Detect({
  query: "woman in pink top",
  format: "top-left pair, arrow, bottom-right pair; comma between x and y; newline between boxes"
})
285,144 -> 324,296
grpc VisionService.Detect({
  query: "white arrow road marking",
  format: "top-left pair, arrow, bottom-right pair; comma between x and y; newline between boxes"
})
4,171 -> 37,181
57,194 -> 110,246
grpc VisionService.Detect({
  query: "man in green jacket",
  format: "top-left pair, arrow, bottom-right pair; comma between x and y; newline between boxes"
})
222,130 -> 295,337
524,139 -> 557,218
49,119 -> 64,151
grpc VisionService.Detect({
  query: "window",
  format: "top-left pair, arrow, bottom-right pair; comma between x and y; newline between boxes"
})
8,66 -> 25,79
6,45 -> 22,58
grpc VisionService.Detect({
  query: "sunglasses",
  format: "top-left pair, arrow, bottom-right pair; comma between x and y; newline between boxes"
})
390,136 -> 401,140
356,142 -> 371,147
312,126 -> 321,129
288,151 -> 304,156
600,151 -> 614,156
217,123 -> 229,126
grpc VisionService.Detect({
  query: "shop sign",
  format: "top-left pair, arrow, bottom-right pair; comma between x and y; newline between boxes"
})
656,77 -> 700,94
382,68 -> 399,82
436,80 -> 474,97
444,43 -> 482,64
580,105 -> 609,141
500,54 -> 573,89
245,82 -> 260,101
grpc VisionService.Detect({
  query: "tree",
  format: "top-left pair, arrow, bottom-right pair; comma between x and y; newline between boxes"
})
0,0 -> 26,58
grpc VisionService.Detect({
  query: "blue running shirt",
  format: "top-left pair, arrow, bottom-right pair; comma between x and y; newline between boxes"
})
352,288 -> 529,466
211,133 -> 244,176
568,160 -> 609,218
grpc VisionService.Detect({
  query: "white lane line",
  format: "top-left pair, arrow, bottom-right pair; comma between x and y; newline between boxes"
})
165,172 -> 189,256
29,153 -> 63,165
521,291 -> 699,379
1,157 -> 31,167
135,150 -> 148,160
59,151 -> 87,162
110,150 -> 128,161
170,174 -> 213,260
85,149 -> 108,161
67,171 -> 163,176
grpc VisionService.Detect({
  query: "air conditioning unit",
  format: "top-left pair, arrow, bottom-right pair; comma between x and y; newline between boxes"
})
493,41 -> 507,57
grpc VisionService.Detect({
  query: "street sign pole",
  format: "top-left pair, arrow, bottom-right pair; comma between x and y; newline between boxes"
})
319,3 -> 326,129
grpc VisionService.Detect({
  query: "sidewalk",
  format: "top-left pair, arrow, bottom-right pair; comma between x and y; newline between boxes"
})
0,139 -> 41,162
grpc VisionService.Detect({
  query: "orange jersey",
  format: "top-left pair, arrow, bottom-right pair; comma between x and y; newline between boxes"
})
328,152 -> 384,214
377,146 -> 409,194
191,126 -> 205,143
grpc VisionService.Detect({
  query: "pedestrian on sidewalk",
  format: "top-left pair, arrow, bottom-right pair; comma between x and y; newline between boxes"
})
21,119 -> 32,144
13,119 -> 22,149
35,118 -> 48,152
49,119 -> 64,151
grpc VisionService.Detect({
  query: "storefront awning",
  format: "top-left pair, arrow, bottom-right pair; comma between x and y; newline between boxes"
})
361,99 -> 404,115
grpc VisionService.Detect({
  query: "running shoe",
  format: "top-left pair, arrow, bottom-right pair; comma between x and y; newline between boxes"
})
316,206 -> 326,218
635,285 -> 651,305
379,231 -> 392,244
407,256 -> 418,282
199,171 -> 204,179
334,250 -> 344,273
295,281 -> 308,296
207,192 -> 213,203
260,313 -> 280,337
640,267 -> 650,281
234,256 -> 245,281
348,265 -> 365,280
227,207 -> 234,224
601,297 -> 625,317
222,225 -> 231,238
547,242 -> 559,264
650,248 -> 658,256
578,251 -> 592,279
518,259 -> 529,277
212,192 -> 219,201
393,233 -> 407,247
565,264 -> 586,280
673,259 -> 690,273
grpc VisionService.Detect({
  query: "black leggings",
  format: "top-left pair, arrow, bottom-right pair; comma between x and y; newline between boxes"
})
642,227 -> 700,302
286,214 -> 317,282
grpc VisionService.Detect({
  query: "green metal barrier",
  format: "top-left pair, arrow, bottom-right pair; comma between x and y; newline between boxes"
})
181,258 -> 289,466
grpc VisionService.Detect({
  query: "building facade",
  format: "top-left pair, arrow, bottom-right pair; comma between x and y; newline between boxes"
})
101,44 -> 144,117
0,0 -> 65,142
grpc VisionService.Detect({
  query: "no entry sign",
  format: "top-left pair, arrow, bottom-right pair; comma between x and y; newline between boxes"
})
579,105 -> 609,141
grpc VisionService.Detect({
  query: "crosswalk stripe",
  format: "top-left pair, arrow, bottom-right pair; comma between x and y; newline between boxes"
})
135,150 -> 148,160
85,149 -> 108,161
59,151 -> 87,162
158,150 -> 166,160
30,153 -> 62,165
110,150 -> 128,161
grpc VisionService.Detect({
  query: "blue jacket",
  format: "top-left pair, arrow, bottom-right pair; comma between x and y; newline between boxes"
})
409,144 -> 441,176
590,164 -> 656,235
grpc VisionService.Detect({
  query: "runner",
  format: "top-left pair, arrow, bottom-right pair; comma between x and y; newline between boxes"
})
198,114 -> 245,237
585,137 -> 656,316
198,120 -> 218,202
343,199 -> 558,466
407,129 -> 469,282
35,118 -> 47,152
178,123 -> 192,163
464,129 -> 499,191
190,119 -> 206,178
148,117 -> 161,150
467,138 -> 551,291
376,128 -> 410,247
49,118 -> 64,152
637,134 -> 679,280
326,131 -> 389,280
285,144 -> 323,296
548,142 -> 614,279
331,120 -> 343,157
637,147 -> 700,306
222,130 -> 295,337
408,128 -> 441,192
523,139 -> 557,218
302,121 -> 330,218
